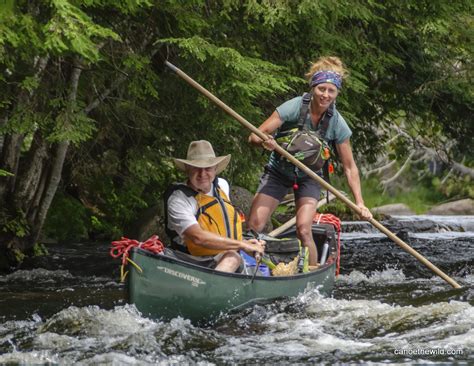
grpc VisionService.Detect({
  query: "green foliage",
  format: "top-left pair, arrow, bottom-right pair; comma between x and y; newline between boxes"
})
0,0 -> 14,16
81,0 -> 152,14
161,36 -> 299,97
1,0 -> 472,244
43,193 -> 90,242
12,248 -> 26,263
359,176 -> 446,214
433,175 -> 474,200
0,169 -> 14,177
0,211 -> 29,238
48,105 -> 97,144
0,105 -> 39,136
90,215 -> 122,240
318,199 -> 373,221
32,243 -> 49,257
44,0 -> 120,61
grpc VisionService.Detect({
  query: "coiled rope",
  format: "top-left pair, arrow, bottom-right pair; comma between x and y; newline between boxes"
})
314,213 -> 342,275
110,235 -> 165,282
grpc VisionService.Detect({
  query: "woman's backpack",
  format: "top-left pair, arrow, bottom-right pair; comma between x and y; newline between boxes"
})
275,93 -> 334,172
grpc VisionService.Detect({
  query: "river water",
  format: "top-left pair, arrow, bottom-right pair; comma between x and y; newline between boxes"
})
0,215 -> 472,364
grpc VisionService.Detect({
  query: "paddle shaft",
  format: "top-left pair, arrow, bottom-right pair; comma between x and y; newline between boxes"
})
251,252 -> 262,283
165,61 -> 461,289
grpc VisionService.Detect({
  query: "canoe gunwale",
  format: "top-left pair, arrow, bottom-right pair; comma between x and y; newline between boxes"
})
130,223 -> 339,281
131,247 -> 336,281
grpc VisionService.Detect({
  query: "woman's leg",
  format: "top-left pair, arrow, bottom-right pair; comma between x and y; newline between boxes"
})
248,168 -> 288,233
247,193 -> 280,233
295,196 -> 319,266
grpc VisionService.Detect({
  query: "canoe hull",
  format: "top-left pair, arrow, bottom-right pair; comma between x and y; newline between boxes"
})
128,224 -> 338,323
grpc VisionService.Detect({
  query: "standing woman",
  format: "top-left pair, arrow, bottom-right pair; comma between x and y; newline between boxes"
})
248,56 -> 372,266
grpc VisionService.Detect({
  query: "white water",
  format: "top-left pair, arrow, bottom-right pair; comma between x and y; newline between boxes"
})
1,282 -> 471,365
0,217 -> 472,364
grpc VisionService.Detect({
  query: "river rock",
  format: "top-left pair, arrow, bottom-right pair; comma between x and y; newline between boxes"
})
426,198 -> 474,215
341,221 -> 378,233
230,185 -> 273,233
382,217 -> 446,233
128,203 -> 168,243
371,203 -> 415,216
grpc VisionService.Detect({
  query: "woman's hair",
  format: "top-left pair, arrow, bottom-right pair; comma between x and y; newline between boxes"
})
305,56 -> 348,81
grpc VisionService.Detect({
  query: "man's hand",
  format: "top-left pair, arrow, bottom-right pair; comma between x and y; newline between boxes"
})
242,238 -> 265,258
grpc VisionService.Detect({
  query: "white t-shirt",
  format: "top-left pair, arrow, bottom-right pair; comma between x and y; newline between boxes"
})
167,178 -> 230,239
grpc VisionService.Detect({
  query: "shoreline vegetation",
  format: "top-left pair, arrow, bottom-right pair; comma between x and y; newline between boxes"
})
1,2 -> 472,270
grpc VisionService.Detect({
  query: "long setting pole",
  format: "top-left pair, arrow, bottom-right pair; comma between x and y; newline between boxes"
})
165,61 -> 462,289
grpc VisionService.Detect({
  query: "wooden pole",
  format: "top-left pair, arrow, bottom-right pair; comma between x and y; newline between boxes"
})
165,61 -> 462,289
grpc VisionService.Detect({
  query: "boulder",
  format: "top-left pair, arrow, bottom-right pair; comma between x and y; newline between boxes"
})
426,198 -> 474,215
371,203 -> 415,216
127,203 -> 168,243
382,217 -> 445,233
230,185 -> 273,233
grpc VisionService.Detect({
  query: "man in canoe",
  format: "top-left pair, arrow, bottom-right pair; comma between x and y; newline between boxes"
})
165,140 -> 265,273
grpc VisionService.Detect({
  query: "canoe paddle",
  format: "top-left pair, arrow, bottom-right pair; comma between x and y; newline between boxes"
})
251,251 -> 262,283
165,61 -> 462,289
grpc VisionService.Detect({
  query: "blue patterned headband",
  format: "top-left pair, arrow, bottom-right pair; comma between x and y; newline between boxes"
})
310,70 -> 342,89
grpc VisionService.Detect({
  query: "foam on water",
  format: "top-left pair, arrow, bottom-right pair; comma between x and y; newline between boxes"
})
208,290 -> 473,364
0,350 -> 60,365
0,305 -> 197,365
0,293 -> 471,365
0,219 -> 472,364
412,232 -> 474,239
338,267 -> 407,285
0,268 -> 74,283
38,304 -> 157,336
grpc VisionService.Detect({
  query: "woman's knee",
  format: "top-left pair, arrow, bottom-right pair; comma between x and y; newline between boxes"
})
247,215 -> 266,232
296,224 -> 312,240
248,194 -> 279,231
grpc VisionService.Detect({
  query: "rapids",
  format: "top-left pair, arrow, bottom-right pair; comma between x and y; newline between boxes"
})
0,215 -> 472,364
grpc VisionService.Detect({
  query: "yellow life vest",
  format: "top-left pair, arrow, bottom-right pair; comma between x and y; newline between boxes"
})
184,184 -> 243,256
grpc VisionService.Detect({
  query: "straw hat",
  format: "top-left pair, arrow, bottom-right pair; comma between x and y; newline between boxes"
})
173,140 -> 231,174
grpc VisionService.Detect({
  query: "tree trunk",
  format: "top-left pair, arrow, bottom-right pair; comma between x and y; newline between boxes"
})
0,57 -> 81,271
0,56 -> 49,203
15,131 -> 49,216
451,161 -> 474,179
30,140 -> 70,244
29,58 -> 83,246
0,133 -> 25,200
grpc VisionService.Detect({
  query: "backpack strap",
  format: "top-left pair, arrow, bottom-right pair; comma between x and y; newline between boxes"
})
317,102 -> 335,139
297,92 -> 335,139
297,92 -> 312,130
163,183 -> 197,253
319,103 -> 336,201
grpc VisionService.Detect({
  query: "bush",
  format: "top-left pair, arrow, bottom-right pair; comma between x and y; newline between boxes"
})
43,193 -> 90,242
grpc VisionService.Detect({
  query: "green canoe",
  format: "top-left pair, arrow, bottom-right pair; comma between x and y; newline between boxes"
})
128,223 -> 338,323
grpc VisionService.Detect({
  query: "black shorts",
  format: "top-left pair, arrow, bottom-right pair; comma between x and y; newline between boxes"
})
256,166 -> 322,202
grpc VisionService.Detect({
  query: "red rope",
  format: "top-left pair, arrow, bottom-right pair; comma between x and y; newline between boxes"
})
313,213 -> 342,275
110,235 -> 165,265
